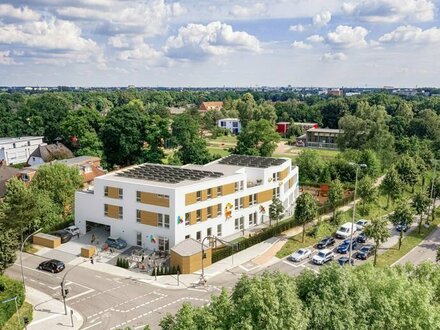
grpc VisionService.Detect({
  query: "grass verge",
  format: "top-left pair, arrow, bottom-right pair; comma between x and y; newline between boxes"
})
207,147 -> 230,157
2,302 -> 33,330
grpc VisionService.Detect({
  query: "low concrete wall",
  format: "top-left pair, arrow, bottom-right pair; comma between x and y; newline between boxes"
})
33,233 -> 61,248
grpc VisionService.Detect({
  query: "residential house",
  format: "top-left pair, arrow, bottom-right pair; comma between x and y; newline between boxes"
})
0,136 -> 44,165
218,118 -> 241,134
305,128 -> 343,149
27,142 -> 74,166
199,102 -> 223,112
0,160 -> 20,197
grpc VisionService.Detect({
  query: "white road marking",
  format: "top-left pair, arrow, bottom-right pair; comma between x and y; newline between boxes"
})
66,288 -> 95,301
82,321 -> 102,330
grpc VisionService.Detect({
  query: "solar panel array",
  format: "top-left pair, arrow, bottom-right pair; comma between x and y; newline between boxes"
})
218,155 -> 286,168
116,163 -> 223,184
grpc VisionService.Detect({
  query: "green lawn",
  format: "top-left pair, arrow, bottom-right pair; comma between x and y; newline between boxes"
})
208,147 -> 230,157
2,302 -> 33,330
207,135 -> 237,144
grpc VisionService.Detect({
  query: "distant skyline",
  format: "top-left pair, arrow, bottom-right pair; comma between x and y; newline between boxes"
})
0,0 -> 439,87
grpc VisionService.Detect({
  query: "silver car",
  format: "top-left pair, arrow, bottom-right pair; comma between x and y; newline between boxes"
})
289,248 -> 312,262
64,225 -> 80,236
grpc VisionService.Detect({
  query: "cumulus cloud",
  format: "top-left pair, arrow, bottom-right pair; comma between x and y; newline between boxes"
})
230,3 -> 267,18
342,0 -> 435,23
320,52 -> 347,61
292,41 -> 312,49
107,34 -> 163,62
164,21 -> 261,60
307,34 -> 324,43
0,4 -> 41,21
313,10 -> 332,27
0,50 -> 17,65
379,25 -> 440,44
327,25 -> 369,48
289,24 -> 307,32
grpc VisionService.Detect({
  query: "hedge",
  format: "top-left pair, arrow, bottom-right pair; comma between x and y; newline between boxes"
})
152,265 -> 181,276
0,275 -> 25,328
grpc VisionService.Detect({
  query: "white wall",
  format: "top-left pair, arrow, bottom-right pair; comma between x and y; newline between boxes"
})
0,137 -> 43,165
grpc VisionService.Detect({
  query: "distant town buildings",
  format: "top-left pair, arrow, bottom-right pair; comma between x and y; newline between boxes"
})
0,136 -> 44,165
218,118 -> 241,134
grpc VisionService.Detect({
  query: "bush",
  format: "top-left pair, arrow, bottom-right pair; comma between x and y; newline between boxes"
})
0,276 -> 25,327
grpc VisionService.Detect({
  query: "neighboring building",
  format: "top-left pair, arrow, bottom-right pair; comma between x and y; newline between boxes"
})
199,102 -> 223,112
0,160 -> 20,197
75,154 -> 299,253
305,128 -> 343,149
218,118 -> 241,134
276,122 -> 290,134
27,142 -> 74,166
276,122 -> 318,135
294,122 -> 318,131
0,136 -> 44,165
19,156 -> 105,186
327,88 -> 343,96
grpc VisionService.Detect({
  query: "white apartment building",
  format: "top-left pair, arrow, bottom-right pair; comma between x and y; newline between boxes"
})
218,118 -> 241,134
0,136 -> 44,165
75,155 -> 299,253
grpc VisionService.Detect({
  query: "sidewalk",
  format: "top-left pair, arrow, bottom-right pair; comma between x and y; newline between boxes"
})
26,286 -> 83,330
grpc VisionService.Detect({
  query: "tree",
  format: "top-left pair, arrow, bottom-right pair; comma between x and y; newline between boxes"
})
234,119 -> 280,157
269,197 -> 284,226
328,179 -> 344,223
294,193 -> 318,242
437,245 -> 440,262
357,176 -> 377,215
396,155 -> 419,192
412,191 -> 431,234
0,224 -> 18,274
296,150 -> 326,183
389,200 -> 414,250
363,217 -> 390,266
380,166 -> 402,207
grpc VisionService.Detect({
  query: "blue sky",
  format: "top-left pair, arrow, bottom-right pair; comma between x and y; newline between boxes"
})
0,0 -> 439,87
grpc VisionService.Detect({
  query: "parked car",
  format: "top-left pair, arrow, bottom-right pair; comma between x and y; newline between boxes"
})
51,230 -> 73,243
64,225 -> 80,236
335,222 -> 357,239
289,248 -> 312,262
312,249 -> 335,265
337,256 -> 354,266
317,236 -> 335,249
356,232 -> 367,243
356,245 -> 375,260
396,223 -> 409,232
356,219 -> 369,231
336,239 -> 357,254
38,259 -> 65,273
105,236 -> 127,249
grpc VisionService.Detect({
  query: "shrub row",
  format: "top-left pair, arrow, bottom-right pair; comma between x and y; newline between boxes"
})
0,275 -> 25,327
152,265 -> 181,276
116,258 -> 129,269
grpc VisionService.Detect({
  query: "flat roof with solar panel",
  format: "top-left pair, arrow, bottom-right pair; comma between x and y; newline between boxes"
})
217,155 -> 287,168
115,163 -> 223,185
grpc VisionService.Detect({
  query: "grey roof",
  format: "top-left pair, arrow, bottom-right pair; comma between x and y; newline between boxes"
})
0,161 -> 20,197
218,154 -> 286,168
57,156 -> 100,166
307,128 -> 343,133
28,143 -> 74,163
171,238 -> 209,256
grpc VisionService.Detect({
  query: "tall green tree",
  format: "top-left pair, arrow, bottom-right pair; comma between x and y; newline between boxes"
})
328,179 -> 344,223
234,119 -> 280,157
0,224 -> 18,274
412,191 -> 431,234
296,150 -> 326,183
363,217 -> 390,266
357,176 -> 377,215
380,166 -> 402,207
396,155 -> 419,192
294,193 -> 318,242
389,200 -> 414,250
269,197 -> 284,226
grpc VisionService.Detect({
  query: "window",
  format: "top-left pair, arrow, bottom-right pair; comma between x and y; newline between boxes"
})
196,210 -> 201,222
249,212 -> 257,226
217,203 -> 222,216
273,172 -> 280,181
118,206 -> 123,219
196,231 -> 201,241
136,232 -> 142,246
234,182 -> 239,192
185,213 -> 190,226
157,194 -> 169,199
217,224 -> 222,236
185,234 -> 190,239
273,187 -> 280,198
207,188 -> 212,199
217,186 -> 222,196
207,227 -> 212,237
118,188 -> 123,199
158,214 -> 170,228
249,193 -> 257,206
104,204 -> 109,216
136,191 -> 141,202
158,237 -> 169,252
136,210 -> 141,223
235,217 -> 244,230
207,206 -> 212,219
240,197 -> 244,209
235,198 -> 239,211
234,218 -> 239,230
104,186 -> 109,197
240,181 -> 244,191
221,121 -> 226,127
196,191 -> 202,201
232,122 -> 238,128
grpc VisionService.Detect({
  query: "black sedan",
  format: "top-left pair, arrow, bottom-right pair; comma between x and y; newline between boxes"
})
337,256 -> 354,266
317,236 -> 336,249
38,259 -> 65,273
355,245 -> 375,260
356,232 -> 367,243
51,230 -> 73,243
396,223 -> 409,232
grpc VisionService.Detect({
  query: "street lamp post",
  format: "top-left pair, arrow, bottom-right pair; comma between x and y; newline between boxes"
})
200,236 -> 212,284
2,296 -> 22,329
61,259 -> 90,315
348,163 -> 367,264
21,228 -> 42,292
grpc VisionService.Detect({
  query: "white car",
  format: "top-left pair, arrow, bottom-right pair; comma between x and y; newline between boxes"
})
312,249 -> 334,265
64,225 -> 80,236
356,219 -> 369,231
335,222 -> 357,239
289,248 -> 312,262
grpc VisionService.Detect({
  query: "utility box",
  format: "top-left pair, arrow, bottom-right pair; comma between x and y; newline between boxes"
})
33,233 -> 61,248
81,245 -> 96,258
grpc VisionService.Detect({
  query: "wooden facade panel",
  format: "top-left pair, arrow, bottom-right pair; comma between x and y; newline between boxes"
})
211,188 -> 217,198
106,204 -> 121,219
140,192 -> 169,207
243,196 -> 250,208
140,210 -> 158,226
185,192 -> 197,205
289,177 -> 294,188
33,234 -> 61,248
279,168 -> 288,180
171,249 -> 212,274
201,208 -> 208,221
212,204 -> 218,216
201,190 -> 208,201
190,211 -> 197,225
106,186 -> 121,199
257,189 -> 273,203
222,183 -> 236,195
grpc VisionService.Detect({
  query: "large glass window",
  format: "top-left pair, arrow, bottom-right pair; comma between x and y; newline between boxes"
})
185,213 -> 190,226
158,214 -> 170,228
217,203 -> 222,216
207,188 -> 212,199
207,206 -> 212,219
196,191 -> 202,201
158,237 -> 169,252
196,231 -> 201,241
136,232 -> 142,246
196,210 -> 201,222
217,186 -> 222,196
217,224 -> 222,236
136,210 -> 141,223
118,206 -> 123,219
136,191 -> 141,202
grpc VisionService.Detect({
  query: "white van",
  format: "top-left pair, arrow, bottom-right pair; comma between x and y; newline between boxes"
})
336,222 -> 357,239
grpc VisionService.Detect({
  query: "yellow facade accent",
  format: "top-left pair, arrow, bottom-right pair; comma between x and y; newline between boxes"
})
211,187 -> 218,198
106,186 -> 121,199
185,192 -> 197,205
289,177 -> 294,188
212,204 -> 218,216
190,211 -> 197,225
139,192 -> 170,207
106,204 -> 122,219
222,183 -> 236,195
257,189 -> 273,203
201,208 -> 208,221
170,248 -> 212,274
279,168 -> 288,180
139,210 -> 158,226
201,190 -> 208,201
243,196 -> 250,208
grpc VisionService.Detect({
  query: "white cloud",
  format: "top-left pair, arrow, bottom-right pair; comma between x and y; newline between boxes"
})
327,25 -> 369,48
379,25 -> 440,44
0,4 -> 41,21
230,3 -> 267,18
0,50 -> 17,65
342,0 -> 435,23
108,35 -> 131,49
289,24 -> 307,32
313,10 -> 332,27
307,34 -> 324,43
118,43 -> 162,61
165,21 -> 261,60
292,41 -> 312,49
320,52 -> 347,61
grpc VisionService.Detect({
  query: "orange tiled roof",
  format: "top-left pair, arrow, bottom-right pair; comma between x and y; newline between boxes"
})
199,102 -> 223,111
